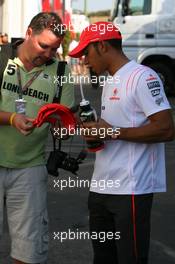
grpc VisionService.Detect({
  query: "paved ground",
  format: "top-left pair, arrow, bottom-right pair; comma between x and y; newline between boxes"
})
1,85 -> 175,263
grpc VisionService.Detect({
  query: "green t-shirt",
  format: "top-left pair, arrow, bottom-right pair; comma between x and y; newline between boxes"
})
0,57 -> 75,168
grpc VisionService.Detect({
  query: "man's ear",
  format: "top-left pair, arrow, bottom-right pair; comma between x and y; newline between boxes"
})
98,41 -> 108,54
25,27 -> 33,40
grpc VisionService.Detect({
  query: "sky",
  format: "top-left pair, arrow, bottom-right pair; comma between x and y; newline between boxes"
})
72,0 -> 114,12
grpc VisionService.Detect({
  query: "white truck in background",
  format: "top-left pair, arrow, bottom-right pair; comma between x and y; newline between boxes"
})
111,0 -> 175,94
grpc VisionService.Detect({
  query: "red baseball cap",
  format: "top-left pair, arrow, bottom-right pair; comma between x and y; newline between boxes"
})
69,21 -> 122,58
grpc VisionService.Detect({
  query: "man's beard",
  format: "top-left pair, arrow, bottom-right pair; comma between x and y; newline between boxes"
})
32,56 -> 49,66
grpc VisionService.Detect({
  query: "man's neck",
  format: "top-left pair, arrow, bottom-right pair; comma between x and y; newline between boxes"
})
17,43 -> 35,71
108,52 -> 130,76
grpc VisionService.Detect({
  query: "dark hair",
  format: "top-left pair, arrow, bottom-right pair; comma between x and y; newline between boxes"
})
28,12 -> 65,37
105,39 -> 122,50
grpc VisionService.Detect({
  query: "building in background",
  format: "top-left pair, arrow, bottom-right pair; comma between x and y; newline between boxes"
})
0,0 -> 4,33
42,0 -> 73,31
71,9 -> 89,33
0,0 -> 74,41
0,0 -> 41,40
0,0 -> 91,42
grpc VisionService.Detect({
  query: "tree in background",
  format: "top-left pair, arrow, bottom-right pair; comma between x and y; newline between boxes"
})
62,30 -> 72,59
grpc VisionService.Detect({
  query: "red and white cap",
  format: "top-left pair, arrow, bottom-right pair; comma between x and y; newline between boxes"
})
69,21 -> 122,58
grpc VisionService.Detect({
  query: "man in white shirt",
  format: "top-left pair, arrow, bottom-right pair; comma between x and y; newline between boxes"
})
69,21 -> 174,264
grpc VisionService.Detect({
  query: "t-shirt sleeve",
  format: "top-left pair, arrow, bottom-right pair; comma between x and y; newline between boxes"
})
135,68 -> 171,117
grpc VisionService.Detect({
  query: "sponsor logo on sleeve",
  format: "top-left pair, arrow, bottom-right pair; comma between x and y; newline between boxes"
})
155,97 -> 164,105
151,88 -> 160,97
146,74 -> 158,81
147,81 -> 161,89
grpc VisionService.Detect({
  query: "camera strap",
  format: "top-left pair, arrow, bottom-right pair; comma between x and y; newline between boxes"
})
51,60 -> 67,153
53,61 -> 67,103
51,121 -> 62,151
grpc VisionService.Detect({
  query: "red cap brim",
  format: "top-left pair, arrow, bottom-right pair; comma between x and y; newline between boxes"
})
69,40 -> 89,58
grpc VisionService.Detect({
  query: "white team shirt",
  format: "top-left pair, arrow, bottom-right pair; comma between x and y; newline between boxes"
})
90,60 -> 171,195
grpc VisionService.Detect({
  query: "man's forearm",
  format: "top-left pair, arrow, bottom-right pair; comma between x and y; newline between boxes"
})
118,111 -> 174,143
118,123 -> 174,143
0,111 -> 13,125
83,110 -> 175,143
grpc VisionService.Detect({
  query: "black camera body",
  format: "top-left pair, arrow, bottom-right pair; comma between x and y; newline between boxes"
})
46,149 -> 86,176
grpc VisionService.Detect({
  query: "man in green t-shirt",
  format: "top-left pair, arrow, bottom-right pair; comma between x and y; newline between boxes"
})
0,12 -> 74,264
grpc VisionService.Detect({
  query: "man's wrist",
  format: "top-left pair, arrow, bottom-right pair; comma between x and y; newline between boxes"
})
104,126 -> 120,140
110,126 -> 120,139
9,112 -> 17,126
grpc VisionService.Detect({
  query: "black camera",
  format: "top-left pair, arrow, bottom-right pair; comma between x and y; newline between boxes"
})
46,149 -> 87,177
